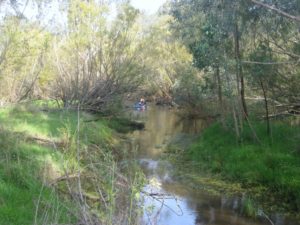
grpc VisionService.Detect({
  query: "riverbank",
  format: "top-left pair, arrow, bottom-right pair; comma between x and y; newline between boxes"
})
0,103 -> 142,224
167,118 -> 300,218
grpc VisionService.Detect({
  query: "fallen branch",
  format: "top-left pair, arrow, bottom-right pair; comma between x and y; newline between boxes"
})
49,174 -> 80,186
76,192 -> 102,202
261,210 -> 275,225
262,111 -> 299,119
27,136 -> 63,148
141,190 -> 183,216
288,109 -> 300,115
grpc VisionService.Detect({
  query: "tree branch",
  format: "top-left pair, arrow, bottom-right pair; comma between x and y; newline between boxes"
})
250,0 -> 300,22
242,60 -> 299,65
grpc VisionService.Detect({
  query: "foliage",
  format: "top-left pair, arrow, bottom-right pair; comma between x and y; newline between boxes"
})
247,43 -> 277,84
0,0 -> 300,221
186,120 -> 300,211
0,16 -> 50,102
139,14 -> 194,100
50,1 -> 145,112
169,0 -> 300,130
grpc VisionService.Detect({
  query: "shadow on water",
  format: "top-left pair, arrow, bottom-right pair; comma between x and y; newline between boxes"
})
126,104 -> 299,225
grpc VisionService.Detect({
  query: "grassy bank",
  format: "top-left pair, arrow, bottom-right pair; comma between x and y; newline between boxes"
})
180,119 -> 300,213
0,103 -> 141,224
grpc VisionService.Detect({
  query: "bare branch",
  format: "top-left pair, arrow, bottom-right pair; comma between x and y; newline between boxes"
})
242,60 -> 299,65
250,0 -> 300,22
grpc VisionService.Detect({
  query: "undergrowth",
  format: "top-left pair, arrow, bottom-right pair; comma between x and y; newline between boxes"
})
0,102 -> 143,224
184,118 -> 300,212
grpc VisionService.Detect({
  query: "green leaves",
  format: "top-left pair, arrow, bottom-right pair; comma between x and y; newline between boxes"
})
247,42 -> 278,87
0,16 -> 50,101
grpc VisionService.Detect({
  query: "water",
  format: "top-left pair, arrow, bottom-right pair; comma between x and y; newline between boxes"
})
127,104 -> 299,225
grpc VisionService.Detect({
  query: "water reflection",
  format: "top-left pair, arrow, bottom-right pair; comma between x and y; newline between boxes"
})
127,104 -> 299,225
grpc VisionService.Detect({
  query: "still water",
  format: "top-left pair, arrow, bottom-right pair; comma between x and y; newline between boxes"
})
127,104 -> 299,225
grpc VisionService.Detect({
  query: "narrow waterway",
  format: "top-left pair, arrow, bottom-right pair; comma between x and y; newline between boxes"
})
127,104 -> 299,225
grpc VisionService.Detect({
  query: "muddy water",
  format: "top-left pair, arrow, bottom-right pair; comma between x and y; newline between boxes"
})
127,105 -> 299,225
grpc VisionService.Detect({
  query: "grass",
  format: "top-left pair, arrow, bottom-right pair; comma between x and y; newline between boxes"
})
185,118 -> 300,212
0,103 -> 113,143
0,127 -> 73,224
0,102 -> 135,224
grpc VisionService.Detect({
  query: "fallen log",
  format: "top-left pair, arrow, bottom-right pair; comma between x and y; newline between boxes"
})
26,136 -> 64,148
263,111 -> 299,119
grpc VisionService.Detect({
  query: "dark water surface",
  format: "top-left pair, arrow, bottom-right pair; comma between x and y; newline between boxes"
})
127,105 -> 299,225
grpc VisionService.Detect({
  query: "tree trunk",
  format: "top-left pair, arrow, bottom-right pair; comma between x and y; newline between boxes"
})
215,66 -> 225,127
260,79 -> 270,136
232,103 -> 240,143
234,22 -> 248,118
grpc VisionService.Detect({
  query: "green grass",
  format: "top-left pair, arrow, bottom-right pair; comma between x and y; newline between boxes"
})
0,103 -> 123,224
0,103 -> 112,143
0,173 -> 74,225
186,119 -> 300,211
0,128 -> 73,224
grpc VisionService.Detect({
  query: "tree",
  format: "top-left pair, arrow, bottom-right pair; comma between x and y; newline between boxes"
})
250,0 -> 300,22
169,0 -> 250,127
52,1 -> 144,112
169,0 -> 300,138
138,14 -> 194,103
248,43 -> 278,135
0,16 -> 49,102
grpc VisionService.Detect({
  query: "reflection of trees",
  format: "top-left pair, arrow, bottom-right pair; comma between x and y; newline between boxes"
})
194,207 -> 217,224
194,203 -> 209,225
174,116 -> 209,134
133,106 -> 282,225
136,107 -> 181,157
132,107 -> 210,157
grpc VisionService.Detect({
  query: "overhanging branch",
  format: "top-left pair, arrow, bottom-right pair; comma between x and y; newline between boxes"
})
251,0 -> 300,22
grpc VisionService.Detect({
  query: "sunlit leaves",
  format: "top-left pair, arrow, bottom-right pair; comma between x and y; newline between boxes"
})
0,16 -> 50,101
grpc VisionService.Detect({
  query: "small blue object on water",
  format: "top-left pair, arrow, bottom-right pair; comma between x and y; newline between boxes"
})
134,102 -> 147,111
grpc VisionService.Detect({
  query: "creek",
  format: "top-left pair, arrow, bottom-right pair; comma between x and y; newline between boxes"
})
126,104 -> 299,225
